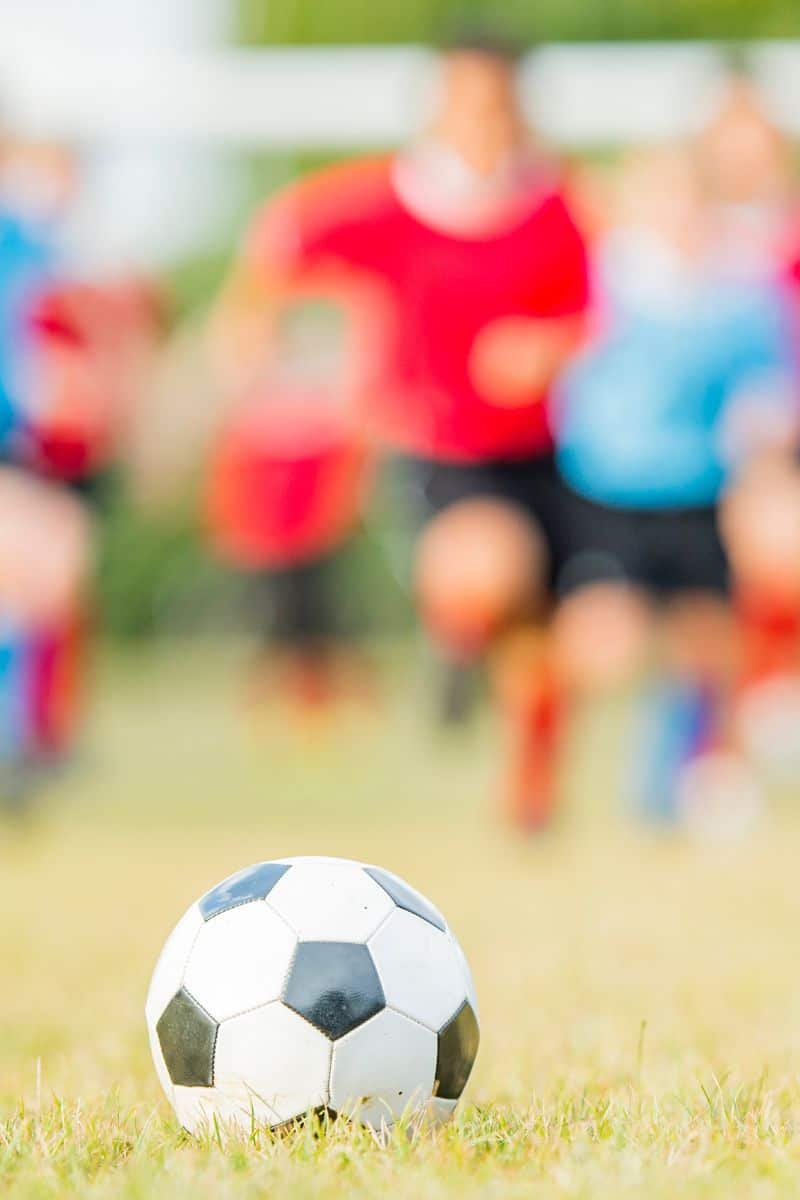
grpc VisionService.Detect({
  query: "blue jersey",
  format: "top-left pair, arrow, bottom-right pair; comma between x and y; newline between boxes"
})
0,212 -> 56,452
554,251 -> 796,510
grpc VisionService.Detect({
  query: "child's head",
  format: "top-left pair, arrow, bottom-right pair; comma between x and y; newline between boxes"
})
430,26 -> 527,176
613,146 -> 704,258
698,77 -> 790,207
0,139 -> 76,224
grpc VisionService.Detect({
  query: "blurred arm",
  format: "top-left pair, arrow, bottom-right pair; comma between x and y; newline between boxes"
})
469,313 -> 587,408
468,192 -> 590,407
209,161 -> 391,398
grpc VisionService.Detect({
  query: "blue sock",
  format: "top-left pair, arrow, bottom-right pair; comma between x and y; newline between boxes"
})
629,677 -> 718,824
0,620 -> 32,764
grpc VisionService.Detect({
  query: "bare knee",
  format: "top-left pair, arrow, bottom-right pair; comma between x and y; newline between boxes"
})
0,468 -> 92,625
722,461 -> 800,604
414,497 -> 547,658
553,581 -> 651,692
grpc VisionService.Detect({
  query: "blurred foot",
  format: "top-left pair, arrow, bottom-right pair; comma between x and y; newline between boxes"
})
629,677 -> 720,827
506,753 -> 559,834
676,750 -> 763,845
245,646 -> 377,719
736,673 -> 800,773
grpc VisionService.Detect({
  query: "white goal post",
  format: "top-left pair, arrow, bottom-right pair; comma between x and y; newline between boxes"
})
2,34 -> 799,267
2,39 -> 800,148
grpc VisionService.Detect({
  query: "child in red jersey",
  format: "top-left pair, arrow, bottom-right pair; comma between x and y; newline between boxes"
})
217,31 -> 589,822
208,279 -> 378,713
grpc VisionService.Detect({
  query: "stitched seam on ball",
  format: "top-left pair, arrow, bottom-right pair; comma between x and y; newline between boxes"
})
263,897 -> 301,939
178,914 -> 205,991
215,936 -> 299,1024
205,896 -> 263,922
210,1023 -> 219,1088
219,995 -> 289,1024
385,1004 -> 440,1035
365,906 -> 396,946
281,941 -> 299,1005
221,993 -> 278,1022
326,1040 -> 335,1106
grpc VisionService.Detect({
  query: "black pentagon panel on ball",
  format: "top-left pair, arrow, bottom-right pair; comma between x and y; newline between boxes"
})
199,861 -> 290,921
364,866 -> 446,932
435,1000 -> 480,1100
283,942 -> 385,1040
156,987 -> 218,1088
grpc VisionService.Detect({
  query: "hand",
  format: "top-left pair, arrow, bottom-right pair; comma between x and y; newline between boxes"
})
469,316 -> 582,407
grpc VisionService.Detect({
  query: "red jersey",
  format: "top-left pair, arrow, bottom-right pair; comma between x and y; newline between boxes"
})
248,157 -> 588,463
206,389 -> 370,569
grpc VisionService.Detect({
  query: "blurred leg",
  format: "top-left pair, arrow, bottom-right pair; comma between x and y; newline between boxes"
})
553,580 -> 656,825
29,616 -> 86,760
415,496 -> 565,829
490,628 -> 564,831
552,581 -> 652,696
249,549 -> 372,714
721,461 -> 800,763
437,658 -> 480,727
0,468 -> 92,780
266,557 -> 338,651
658,592 -> 764,840
640,593 -> 736,826
249,557 -> 335,710
414,497 -> 547,660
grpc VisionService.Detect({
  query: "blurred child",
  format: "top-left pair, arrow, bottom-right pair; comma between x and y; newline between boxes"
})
215,29 -> 589,824
0,135 -> 159,804
0,144 -> 63,456
207,292 -> 374,711
553,144 -> 797,823
0,467 -> 90,804
698,76 -> 800,766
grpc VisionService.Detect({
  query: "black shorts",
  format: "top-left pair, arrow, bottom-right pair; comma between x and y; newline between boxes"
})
557,487 -> 729,599
397,453 -> 573,588
252,554 -> 344,648
0,447 -> 116,513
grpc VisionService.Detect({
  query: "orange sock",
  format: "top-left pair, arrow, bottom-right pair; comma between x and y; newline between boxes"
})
736,591 -> 800,690
492,631 -> 565,832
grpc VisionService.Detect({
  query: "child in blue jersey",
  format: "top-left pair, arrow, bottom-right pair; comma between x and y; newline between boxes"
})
552,147 -> 797,825
0,145 -> 88,808
0,139 -> 162,809
0,205 -> 57,453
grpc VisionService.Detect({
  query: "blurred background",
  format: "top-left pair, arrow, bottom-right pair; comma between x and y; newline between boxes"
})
1,0 -> 800,826
0,1 -> 797,642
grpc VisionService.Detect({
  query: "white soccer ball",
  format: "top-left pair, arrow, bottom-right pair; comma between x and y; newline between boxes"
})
145,856 -> 479,1133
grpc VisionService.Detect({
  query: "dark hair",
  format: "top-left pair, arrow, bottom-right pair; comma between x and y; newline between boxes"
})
436,18 -> 526,65
719,41 -> 754,80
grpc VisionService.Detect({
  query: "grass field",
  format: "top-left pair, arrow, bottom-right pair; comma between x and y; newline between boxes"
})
3,641 -> 800,1198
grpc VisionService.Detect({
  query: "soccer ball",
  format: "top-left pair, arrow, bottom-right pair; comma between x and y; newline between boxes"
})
145,856 -> 479,1133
